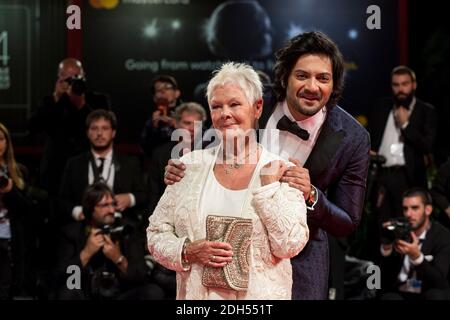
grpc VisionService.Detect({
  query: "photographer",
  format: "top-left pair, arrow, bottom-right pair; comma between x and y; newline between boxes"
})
29,58 -> 110,197
0,123 -> 34,299
140,75 -> 183,156
55,182 -> 163,300
379,188 -> 450,300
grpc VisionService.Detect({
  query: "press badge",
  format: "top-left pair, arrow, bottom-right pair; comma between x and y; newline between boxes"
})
399,276 -> 422,294
390,143 -> 404,157
405,278 -> 422,294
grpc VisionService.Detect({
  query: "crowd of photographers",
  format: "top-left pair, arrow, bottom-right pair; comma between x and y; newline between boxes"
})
1,58 -> 450,300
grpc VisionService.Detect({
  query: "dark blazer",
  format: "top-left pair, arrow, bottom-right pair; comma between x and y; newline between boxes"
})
260,104 -> 371,300
0,165 -> 34,296
380,221 -> 450,293
368,97 -> 437,188
59,150 -> 149,225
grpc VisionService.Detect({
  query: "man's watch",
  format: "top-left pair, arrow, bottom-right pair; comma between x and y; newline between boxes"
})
305,185 -> 318,209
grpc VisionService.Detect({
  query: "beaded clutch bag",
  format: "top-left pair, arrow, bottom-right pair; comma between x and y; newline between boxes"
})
202,215 -> 253,291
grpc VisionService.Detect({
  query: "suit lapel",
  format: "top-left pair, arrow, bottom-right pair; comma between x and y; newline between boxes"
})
420,222 -> 435,255
407,99 -> 420,127
81,152 -> 90,191
304,107 -> 346,182
112,150 -> 121,193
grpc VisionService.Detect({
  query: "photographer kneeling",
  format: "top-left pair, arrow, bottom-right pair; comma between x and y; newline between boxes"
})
380,188 -> 450,300
55,182 -> 163,300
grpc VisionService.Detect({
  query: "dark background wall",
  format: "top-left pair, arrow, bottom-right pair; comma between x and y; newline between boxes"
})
0,0 -> 448,164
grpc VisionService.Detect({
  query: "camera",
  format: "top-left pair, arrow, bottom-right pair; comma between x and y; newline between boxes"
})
90,268 -> 120,299
382,216 -> 412,243
99,221 -> 130,242
0,165 -> 9,189
100,224 -> 123,240
64,75 -> 87,96
370,154 -> 386,166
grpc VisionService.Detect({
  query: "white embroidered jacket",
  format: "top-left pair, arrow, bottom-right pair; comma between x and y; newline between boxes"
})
147,146 -> 309,299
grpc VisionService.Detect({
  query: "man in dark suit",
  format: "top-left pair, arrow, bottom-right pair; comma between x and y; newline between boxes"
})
368,66 -> 437,222
164,31 -> 370,299
261,31 -> 370,300
59,109 -> 148,227
380,188 -> 450,300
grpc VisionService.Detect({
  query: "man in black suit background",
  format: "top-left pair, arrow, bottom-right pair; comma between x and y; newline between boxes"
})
369,66 -> 437,223
380,188 -> 450,300
59,109 -> 148,228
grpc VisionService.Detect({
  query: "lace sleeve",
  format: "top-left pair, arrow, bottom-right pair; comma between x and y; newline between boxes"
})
252,182 -> 309,259
147,184 -> 190,272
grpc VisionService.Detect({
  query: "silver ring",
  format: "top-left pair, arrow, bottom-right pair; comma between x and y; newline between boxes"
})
164,170 -> 169,177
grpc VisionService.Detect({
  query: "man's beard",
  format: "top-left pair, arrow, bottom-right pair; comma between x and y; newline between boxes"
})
411,212 -> 427,231
287,90 -> 324,117
394,90 -> 415,108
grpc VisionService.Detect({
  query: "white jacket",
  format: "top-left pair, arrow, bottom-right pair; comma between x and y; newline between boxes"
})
147,146 -> 309,299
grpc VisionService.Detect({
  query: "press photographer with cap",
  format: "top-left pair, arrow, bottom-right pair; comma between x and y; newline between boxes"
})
55,182 -> 163,300
379,188 -> 450,300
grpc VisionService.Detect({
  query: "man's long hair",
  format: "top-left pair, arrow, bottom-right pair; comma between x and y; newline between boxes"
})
273,31 -> 345,108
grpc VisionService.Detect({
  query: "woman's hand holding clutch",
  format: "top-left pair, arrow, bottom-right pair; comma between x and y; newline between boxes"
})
186,239 -> 233,268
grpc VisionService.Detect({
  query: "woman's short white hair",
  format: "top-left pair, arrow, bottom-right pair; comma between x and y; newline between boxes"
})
206,62 -> 263,106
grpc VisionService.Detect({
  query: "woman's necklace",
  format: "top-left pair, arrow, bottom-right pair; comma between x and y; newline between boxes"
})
223,147 -> 259,175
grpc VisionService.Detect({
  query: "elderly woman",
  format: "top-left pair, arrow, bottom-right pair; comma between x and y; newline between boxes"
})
147,62 -> 309,300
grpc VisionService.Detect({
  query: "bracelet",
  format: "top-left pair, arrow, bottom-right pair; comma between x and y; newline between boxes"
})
115,255 -> 125,265
182,240 -> 190,265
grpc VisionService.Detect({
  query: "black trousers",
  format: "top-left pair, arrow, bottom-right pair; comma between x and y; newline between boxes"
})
0,239 -> 12,300
376,166 -> 411,223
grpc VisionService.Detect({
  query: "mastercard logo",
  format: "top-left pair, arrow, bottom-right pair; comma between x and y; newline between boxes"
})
89,0 -> 119,9
355,115 -> 368,128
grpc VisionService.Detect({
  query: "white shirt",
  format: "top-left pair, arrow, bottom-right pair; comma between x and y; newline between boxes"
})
261,100 -> 327,165
71,150 -> 135,220
378,97 -> 416,167
200,170 -> 249,300
201,172 -> 248,221
89,150 -> 115,187
379,227 -> 426,282
398,229 -> 426,283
